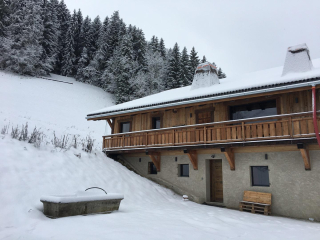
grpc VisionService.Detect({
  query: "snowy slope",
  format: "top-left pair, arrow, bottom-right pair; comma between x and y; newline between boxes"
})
1,71 -> 320,239
0,72 -> 114,143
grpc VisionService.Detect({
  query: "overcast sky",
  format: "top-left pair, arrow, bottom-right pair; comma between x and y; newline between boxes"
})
64,0 -> 320,77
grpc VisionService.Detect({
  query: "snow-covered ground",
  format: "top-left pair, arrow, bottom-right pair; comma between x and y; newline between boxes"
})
1,71 -> 320,239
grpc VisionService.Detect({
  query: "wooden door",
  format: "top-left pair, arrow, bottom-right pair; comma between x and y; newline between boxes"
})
210,160 -> 223,202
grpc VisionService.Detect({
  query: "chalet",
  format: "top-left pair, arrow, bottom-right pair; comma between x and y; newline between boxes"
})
87,44 -> 320,221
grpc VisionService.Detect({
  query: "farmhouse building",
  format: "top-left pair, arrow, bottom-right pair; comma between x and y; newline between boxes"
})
87,44 -> 320,221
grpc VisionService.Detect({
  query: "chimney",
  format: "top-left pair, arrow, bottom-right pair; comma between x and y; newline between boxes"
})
191,62 -> 220,90
282,43 -> 313,76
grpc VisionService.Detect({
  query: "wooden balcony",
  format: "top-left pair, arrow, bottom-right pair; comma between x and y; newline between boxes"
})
103,112 -> 320,152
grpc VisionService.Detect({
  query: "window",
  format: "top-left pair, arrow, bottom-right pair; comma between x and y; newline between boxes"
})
148,162 -> 157,174
120,122 -> 131,133
230,100 -> 277,121
251,166 -> 270,187
179,164 -> 189,177
152,117 -> 161,129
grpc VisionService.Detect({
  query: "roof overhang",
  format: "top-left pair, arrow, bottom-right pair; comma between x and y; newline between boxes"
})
87,78 -> 320,120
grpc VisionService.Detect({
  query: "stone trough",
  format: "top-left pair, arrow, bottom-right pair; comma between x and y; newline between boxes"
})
40,188 -> 124,218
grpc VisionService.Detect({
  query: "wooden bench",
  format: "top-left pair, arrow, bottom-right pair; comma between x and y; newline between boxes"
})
239,191 -> 271,215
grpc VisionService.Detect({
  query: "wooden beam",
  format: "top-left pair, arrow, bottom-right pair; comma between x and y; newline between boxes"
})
224,148 -> 235,170
186,150 -> 198,170
300,148 -> 311,170
106,119 -> 112,128
147,152 -> 161,172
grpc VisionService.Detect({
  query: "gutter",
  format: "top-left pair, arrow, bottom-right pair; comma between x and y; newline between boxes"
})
87,78 -> 320,120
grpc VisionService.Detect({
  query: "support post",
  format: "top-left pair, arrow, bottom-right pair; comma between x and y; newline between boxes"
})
106,119 -> 112,128
185,150 -> 198,170
300,148 -> 311,170
147,152 -> 161,172
223,148 -> 235,170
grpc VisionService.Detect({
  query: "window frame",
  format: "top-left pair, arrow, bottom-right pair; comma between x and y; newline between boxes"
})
152,117 -> 161,129
179,164 -> 190,177
117,118 -> 133,133
251,166 -> 270,187
150,113 -> 163,129
148,162 -> 157,175
228,97 -> 280,121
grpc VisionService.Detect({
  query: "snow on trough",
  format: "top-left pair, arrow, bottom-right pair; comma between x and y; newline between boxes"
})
1,72 -> 320,239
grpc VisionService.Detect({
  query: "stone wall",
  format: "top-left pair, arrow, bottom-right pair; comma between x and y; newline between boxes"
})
121,149 -> 320,221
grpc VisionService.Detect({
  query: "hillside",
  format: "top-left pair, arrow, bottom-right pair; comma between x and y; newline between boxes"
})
1,71 -> 320,239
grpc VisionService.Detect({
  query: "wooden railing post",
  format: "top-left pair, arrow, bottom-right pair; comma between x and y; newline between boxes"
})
204,126 -> 207,144
242,122 -> 245,141
122,135 -> 125,147
173,129 -> 175,145
289,117 -> 292,138
145,133 -> 148,146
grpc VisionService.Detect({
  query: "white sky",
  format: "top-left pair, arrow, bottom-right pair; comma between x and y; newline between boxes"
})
64,0 -> 320,77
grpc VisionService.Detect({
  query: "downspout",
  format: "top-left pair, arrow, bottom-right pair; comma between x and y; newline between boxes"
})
312,85 -> 320,147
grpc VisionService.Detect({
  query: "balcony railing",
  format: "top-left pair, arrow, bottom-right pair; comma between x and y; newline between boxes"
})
103,112 -> 320,151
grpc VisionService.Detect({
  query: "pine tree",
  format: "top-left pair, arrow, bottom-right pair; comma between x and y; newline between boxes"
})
189,47 -> 200,74
150,35 -> 159,52
73,9 -> 83,66
159,38 -> 166,59
88,16 -> 101,60
102,44 -> 133,103
79,16 -> 91,58
201,55 -> 207,63
76,47 -> 89,82
42,0 -> 60,71
0,0 -> 50,76
218,67 -> 227,79
107,11 -> 125,60
54,0 -> 71,74
166,43 -> 181,89
61,13 -> 76,76
180,47 -> 192,86
132,27 -> 147,72
0,0 -> 10,36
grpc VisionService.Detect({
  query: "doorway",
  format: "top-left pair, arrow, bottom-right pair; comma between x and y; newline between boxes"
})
210,160 -> 223,202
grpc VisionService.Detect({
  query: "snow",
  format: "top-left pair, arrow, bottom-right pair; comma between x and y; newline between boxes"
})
0,72 -> 115,143
1,71 -> 320,239
41,192 -> 124,203
89,58 -> 320,117
191,62 -> 220,90
282,43 -> 313,76
288,43 -> 309,52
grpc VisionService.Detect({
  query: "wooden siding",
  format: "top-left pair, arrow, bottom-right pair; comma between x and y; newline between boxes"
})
112,90 -> 318,134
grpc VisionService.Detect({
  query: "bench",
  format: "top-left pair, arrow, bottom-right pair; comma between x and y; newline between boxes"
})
239,191 -> 271,215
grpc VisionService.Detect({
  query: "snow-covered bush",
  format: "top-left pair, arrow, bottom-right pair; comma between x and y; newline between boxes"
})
52,132 -> 70,150
11,125 -> 20,139
28,127 -> 44,148
1,124 -> 9,135
18,123 -> 28,141
82,135 -> 95,153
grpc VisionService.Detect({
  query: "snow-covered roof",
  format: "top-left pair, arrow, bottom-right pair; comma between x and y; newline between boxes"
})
87,58 -> 320,119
